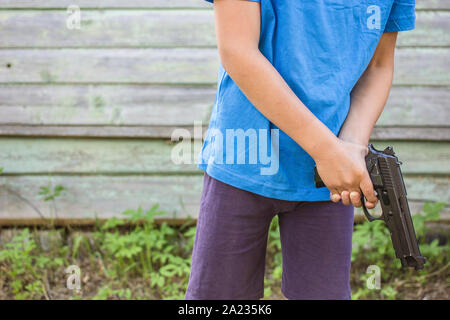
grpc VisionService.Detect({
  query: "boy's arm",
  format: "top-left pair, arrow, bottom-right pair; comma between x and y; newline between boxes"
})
338,32 -> 398,146
213,0 -> 338,160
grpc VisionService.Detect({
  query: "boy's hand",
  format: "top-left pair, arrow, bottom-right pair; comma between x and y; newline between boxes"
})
324,130 -> 377,209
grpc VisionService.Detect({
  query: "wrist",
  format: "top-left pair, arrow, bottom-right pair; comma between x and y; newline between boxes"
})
338,129 -> 369,146
309,132 -> 341,164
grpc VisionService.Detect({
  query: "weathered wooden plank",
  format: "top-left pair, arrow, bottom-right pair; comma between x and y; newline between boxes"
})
0,138 -> 448,175
369,141 -> 450,174
0,138 -> 199,174
1,199 -> 448,226
0,124 -> 198,139
0,86 -> 447,127
393,49 -> 450,86
370,127 -> 450,141
377,87 -> 450,127
0,175 -> 448,224
1,125 -> 449,141
0,10 -> 217,48
0,0 -> 446,9
0,85 -> 215,126
0,175 -> 204,221
0,48 -> 219,84
396,11 -> 450,47
0,11 -> 446,48
0,0 -> 211,9
0,48 -> 447,85
416,0 -> 450,9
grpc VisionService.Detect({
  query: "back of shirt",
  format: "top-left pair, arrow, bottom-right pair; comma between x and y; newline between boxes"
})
199,0 -> 416,201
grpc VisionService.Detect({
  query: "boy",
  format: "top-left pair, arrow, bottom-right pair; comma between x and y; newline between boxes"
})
186,0 -> 416,299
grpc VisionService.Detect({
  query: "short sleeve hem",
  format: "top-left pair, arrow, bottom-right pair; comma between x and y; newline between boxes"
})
383,15 -> 416,32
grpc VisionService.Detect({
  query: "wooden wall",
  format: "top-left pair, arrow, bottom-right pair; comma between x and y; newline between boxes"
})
0,0 -> 449,225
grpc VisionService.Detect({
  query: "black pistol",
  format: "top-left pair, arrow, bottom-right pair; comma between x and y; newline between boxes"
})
314,144 -> 426,270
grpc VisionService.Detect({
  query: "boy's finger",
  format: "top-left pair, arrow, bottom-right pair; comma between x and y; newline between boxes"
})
349,191 -> 362,207
329,189 -> 341,202
365,200 -> 377,209
360,172 -> 378,204
341,190 -> 351,205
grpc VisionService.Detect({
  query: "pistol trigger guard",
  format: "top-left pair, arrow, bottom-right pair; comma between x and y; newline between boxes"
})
361,193 -> 383,222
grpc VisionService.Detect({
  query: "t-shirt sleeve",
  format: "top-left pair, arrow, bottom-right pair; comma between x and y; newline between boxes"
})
204,0 -> 260,3
383,0 -> 416,32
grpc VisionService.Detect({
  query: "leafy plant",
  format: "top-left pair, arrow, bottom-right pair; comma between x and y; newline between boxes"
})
94,205 -> 194,299
1,200 -> 447,300
38,183 -> 66,224
93,285 -> 132,300
38,185 -> 65,202
0,229 -> 65,299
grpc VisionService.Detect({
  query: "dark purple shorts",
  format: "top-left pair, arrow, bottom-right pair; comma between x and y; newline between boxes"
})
185,173 -> 354,300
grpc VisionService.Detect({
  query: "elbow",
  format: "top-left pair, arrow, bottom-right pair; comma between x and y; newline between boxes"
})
367,51 -> 395,73
218,43 -> 243,73
367,58 -> 395,77
218,42 -> 259,74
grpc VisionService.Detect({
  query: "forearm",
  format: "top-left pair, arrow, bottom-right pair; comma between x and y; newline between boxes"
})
220,47 -> 338,161
339,64 -> 394,145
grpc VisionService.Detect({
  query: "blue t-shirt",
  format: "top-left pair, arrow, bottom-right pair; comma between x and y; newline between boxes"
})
199,0 -> 416,201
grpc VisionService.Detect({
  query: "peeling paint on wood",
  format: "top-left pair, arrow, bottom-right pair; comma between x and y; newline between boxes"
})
0,48 -> 448,85
0,175 -> 448,223
0,138 -> 448,175
0,11 -> 447,48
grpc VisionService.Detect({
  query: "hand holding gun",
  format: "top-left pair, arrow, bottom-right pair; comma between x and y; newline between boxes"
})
314,144 -> 426,270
